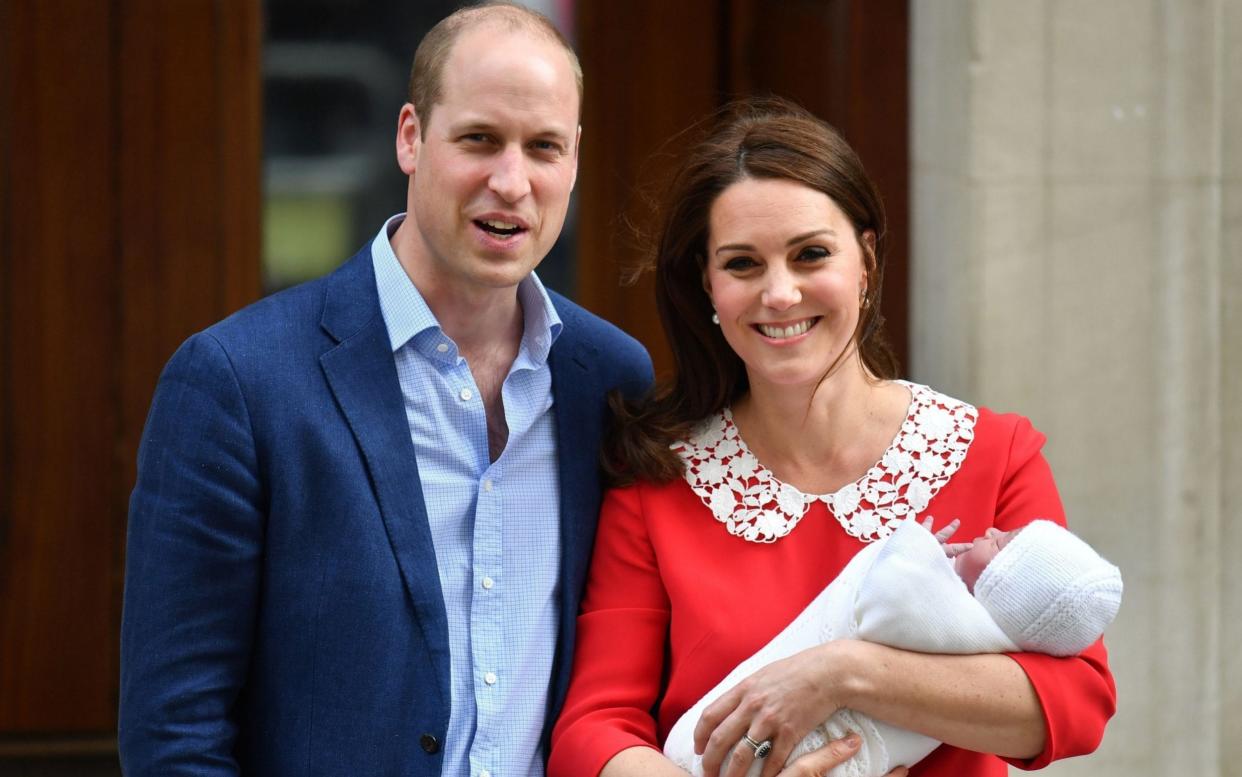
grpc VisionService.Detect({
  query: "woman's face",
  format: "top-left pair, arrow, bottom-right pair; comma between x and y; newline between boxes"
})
954,527 -> 1019,593
703,177 -> 870,390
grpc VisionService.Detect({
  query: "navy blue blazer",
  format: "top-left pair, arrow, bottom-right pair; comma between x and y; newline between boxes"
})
118,248 -> 653,776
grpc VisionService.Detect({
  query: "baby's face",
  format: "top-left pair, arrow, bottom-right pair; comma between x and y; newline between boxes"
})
954,527 -> 1019,593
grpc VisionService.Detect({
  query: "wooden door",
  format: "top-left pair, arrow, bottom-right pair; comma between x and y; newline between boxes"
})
0,0 -> 261,747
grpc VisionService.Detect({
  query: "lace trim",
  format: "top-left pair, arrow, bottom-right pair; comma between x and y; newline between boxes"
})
672,382 -> 977,544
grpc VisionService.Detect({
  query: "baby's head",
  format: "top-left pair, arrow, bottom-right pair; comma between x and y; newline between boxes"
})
957,520 -> 1123,656
953,526 -> 1020,593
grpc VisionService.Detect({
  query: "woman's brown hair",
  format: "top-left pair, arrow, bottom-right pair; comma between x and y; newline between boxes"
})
604,97 -> 898,486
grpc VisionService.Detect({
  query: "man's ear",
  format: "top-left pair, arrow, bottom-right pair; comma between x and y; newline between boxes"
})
570,125 -> 582,190
396,103 -> 420,176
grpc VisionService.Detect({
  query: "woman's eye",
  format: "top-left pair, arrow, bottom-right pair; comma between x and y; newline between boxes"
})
796,246 -> 830,262
723,257 -> 758,272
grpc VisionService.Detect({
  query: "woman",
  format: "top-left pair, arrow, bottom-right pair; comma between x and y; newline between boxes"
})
548,99 -> 1115,777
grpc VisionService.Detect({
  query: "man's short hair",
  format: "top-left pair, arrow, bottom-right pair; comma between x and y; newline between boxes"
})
407,1 -> 583,136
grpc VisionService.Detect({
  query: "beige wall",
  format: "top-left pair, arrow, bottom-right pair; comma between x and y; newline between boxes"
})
911,1 -> 1241,774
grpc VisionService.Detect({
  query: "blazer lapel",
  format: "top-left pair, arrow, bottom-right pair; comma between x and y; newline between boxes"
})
550,339 -> 600,595
318,252 -> 450,708
545,321 -> 603,728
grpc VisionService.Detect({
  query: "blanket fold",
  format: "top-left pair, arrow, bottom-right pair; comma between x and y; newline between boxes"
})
663,519 -> 1018,777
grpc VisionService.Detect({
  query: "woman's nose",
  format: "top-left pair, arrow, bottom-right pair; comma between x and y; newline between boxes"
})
760,268 -> 801,310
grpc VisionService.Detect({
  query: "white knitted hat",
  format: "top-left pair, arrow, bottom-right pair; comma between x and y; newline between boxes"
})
973,520 -> 1123,656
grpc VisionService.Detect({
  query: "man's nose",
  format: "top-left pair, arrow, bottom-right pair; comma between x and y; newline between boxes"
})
761,267 -> 801,310
488,145 -> 532,203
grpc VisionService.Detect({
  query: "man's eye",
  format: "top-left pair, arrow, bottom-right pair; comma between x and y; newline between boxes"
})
531,140 -> 562,154
462,134 -> 491,144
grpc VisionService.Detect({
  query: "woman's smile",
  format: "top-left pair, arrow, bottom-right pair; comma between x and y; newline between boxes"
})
753,316 -> 821,342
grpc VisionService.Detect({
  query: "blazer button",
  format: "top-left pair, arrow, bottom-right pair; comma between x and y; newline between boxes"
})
420,733 -> 440,754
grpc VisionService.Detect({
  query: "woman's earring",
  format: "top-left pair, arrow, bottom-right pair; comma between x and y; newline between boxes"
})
860,289 -> 869,309
711,312 -> 720,325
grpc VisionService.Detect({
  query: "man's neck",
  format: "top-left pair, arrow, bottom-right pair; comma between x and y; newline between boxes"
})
390,220 -> 526,356
426,283 -> 524,358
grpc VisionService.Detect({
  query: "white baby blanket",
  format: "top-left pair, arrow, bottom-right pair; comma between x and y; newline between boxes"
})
663,518 -> 1017,777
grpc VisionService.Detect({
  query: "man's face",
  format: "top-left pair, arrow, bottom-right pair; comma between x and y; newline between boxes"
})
396,24 -> 580,297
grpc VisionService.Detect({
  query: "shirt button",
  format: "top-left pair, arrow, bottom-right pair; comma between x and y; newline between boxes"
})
436,343 -> 448,353
482,576 -> 494,590
480,770 -> 491,777
482,479 -> 493,492
459,388 -> 473,401
419,733 -> 440,754
484,671 -> 498,685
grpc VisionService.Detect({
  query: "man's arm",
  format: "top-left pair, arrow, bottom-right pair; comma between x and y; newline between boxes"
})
119,332 -> 264,776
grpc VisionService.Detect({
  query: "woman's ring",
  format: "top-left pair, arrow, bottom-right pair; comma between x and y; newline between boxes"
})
743,734 -> 773,759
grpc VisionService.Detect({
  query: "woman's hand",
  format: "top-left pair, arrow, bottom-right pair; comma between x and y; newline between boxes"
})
692,641 -> 862,777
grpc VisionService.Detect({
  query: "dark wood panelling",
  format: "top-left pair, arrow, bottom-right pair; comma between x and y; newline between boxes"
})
0,0 -> 261,735
575,0 -> 909,377
575,0 -> 726,378
0,0 -> 119,731
117,0 -> 262,495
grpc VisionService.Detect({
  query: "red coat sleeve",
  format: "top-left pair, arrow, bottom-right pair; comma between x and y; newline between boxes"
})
991,416 -> 1118,770
548,485 -> 669,777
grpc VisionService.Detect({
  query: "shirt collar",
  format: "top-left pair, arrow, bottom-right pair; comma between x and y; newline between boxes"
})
371,213 -> 563,365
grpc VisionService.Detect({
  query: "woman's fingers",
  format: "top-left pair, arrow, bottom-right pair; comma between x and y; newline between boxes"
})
774,733 -> 861,777
694,686 -> 736,772
757,731 -> 797,777
695,685 -> 748,777
718,734 -> 765,777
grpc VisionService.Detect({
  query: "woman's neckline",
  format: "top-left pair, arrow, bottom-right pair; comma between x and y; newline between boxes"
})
725,379 -> 915,499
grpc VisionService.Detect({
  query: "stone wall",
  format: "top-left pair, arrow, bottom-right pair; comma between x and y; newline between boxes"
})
910,2 -> 1241,774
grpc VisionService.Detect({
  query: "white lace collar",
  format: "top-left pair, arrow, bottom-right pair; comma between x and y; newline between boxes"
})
672,382 -> 977,544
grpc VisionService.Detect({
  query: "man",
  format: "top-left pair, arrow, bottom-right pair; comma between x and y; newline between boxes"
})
118,4 -> 652,775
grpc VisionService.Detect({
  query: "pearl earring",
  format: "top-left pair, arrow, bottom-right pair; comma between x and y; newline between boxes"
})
711,312 -> 720,325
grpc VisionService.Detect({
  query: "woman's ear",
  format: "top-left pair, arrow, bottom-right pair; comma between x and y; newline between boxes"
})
861,229 -> 878,271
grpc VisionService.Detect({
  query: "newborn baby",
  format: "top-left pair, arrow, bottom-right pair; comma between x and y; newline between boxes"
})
662,518 -> 1124,777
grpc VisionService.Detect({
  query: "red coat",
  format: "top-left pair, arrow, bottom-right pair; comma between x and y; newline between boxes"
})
549,402 -> 1116,777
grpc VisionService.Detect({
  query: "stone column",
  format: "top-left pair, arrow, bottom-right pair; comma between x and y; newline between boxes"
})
911,1 -> 1241,774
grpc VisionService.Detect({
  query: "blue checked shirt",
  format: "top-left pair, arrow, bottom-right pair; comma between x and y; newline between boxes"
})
372,215 -> 563,777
